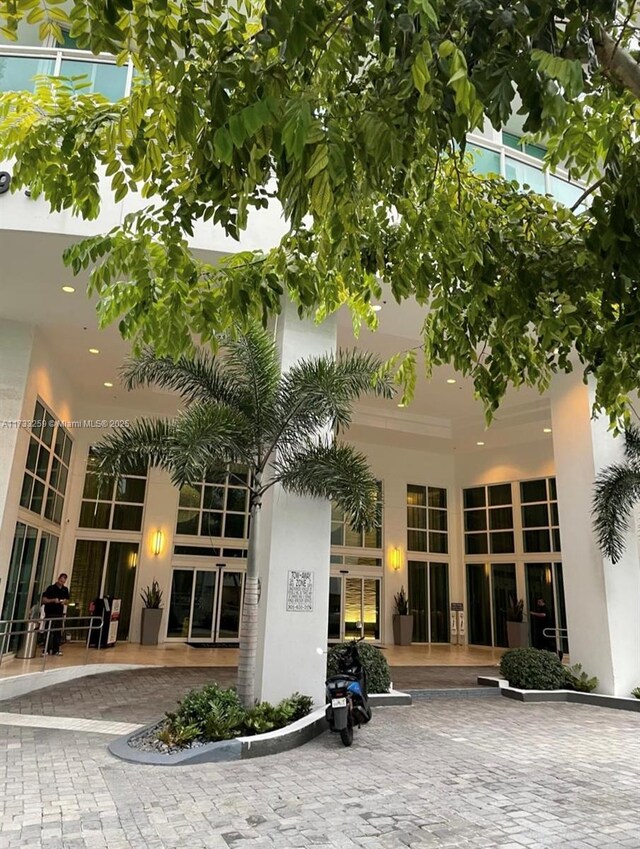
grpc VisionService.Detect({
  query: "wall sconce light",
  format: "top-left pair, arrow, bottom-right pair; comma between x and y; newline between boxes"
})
152,530 -> 163,556
391,546 -> 402,572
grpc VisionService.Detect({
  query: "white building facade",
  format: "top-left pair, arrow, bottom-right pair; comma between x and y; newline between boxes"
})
1,33 -> 639,701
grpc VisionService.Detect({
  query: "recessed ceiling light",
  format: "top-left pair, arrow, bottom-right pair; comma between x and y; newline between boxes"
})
446,378 -> 456,384
89,348 -> 99,354
543,427 -> 552,433
62,285 -> 75,293
103,382 -> 113,388
476,441 -> 485,446
397,402 -> 405,408
372,304 -> 382,312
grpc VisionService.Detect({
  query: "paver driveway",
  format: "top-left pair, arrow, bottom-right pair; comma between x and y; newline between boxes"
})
1,698 -> 639,849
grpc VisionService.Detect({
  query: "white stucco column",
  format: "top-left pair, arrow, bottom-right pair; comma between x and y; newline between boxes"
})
550,372 -> 640,695
254,303 -> 337,705
129,466 -> 178,643
0,320 -> 34,609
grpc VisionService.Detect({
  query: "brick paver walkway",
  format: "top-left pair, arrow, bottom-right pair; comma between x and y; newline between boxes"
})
0,666 -> 494,724
1,698 -> 639,848
0,667 -> 237,723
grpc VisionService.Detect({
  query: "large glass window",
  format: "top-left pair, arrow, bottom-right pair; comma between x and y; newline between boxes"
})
463,484 -> 515,555
408,561 -> 450,643
20,400 -> 72,524
69,540 -> 138,640
466,562 -> 516,648
176,466 -> 250,540
0,523 -> 57,652
520,477 -> 560,552
79,449 -> 147,531
331,481 -> 383,549
407,485 -> 448,554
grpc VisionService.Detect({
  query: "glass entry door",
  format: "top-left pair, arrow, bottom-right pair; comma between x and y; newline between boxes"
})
327,575 -> 381,642
466,563 -> 516,647
167,566 -> 245,643
525,562 -> 568,654
408,561 -> 450,643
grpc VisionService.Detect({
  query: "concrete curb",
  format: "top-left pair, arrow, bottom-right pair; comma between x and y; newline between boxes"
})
108,690 -> 413,766
478,676 -> 640,713
0,664 -> 155,701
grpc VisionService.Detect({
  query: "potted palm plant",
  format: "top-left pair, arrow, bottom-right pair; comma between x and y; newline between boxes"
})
392,586 -> 414,645
506,596 -> 528,648
140,580 -> 164,645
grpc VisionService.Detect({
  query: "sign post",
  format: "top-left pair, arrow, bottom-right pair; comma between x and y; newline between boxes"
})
450,602 -> 464,645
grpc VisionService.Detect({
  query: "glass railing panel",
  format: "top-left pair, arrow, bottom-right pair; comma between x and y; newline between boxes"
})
470,145 -> 501,176
0,55 -> 55,93
505,155 -> 546,194
59,59 -> 127,100
549,175 -> 584,210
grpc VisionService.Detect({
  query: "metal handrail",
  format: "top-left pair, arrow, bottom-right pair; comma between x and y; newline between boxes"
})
543,626 -> 569,659
0,43 -> 121,62
0,615 -> 104,672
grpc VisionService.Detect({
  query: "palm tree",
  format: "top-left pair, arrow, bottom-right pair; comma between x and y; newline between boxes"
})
592,424 -> 640,564
92,325 -> 393,706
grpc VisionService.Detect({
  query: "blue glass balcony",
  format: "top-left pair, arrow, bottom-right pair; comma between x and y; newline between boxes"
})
470,140 -> 586,212
0,47 -> 129,100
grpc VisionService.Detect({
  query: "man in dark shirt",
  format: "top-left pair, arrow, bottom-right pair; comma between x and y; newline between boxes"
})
41,573 -> 70,655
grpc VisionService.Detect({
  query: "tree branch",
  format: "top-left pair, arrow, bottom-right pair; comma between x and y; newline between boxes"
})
570,176 -> 606,211
594,26 -> 640,100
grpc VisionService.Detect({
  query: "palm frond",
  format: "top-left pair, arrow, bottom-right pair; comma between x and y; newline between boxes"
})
274,440 -> 380,531
224,325 -> 280,424
168,403 -> 255,487
592,463 -> 640,563
624,424 -> 640,465
91,419 -> 175,478
270,349 -> 394,453
121,347 -> 241,406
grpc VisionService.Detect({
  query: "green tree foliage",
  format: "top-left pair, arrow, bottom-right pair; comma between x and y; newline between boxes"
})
3,1 -> 640,420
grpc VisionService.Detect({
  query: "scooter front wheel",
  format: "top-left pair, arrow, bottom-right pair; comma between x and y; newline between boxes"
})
339,723 -> 353,746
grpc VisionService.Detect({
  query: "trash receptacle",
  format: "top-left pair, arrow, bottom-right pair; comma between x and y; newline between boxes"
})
16,615 -> 40,659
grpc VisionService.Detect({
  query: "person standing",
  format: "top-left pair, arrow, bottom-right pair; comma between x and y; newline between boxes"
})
530,597 -> 555,652
41,573 -> 70,656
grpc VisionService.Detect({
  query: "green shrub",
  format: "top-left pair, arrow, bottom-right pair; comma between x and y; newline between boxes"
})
632,687 -> 640,700
500,648 -> 567,690
157,721 -> 199,747
327,642 -> 390,693
156,685 -> 314,748
563,663 -> 598,693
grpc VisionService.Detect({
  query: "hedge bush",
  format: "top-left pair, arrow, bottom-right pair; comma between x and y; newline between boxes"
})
158,684 -> 313,748
499,648 -> 566,690
326,642 -> 390,693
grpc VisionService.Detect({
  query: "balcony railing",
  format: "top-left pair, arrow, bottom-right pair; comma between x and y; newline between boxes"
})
468,134 -> 587,212
0,46 -> 586,212
0,44 -> 132,101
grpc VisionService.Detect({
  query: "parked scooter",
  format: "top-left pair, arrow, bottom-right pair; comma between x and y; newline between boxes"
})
325,635 -> 372,746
